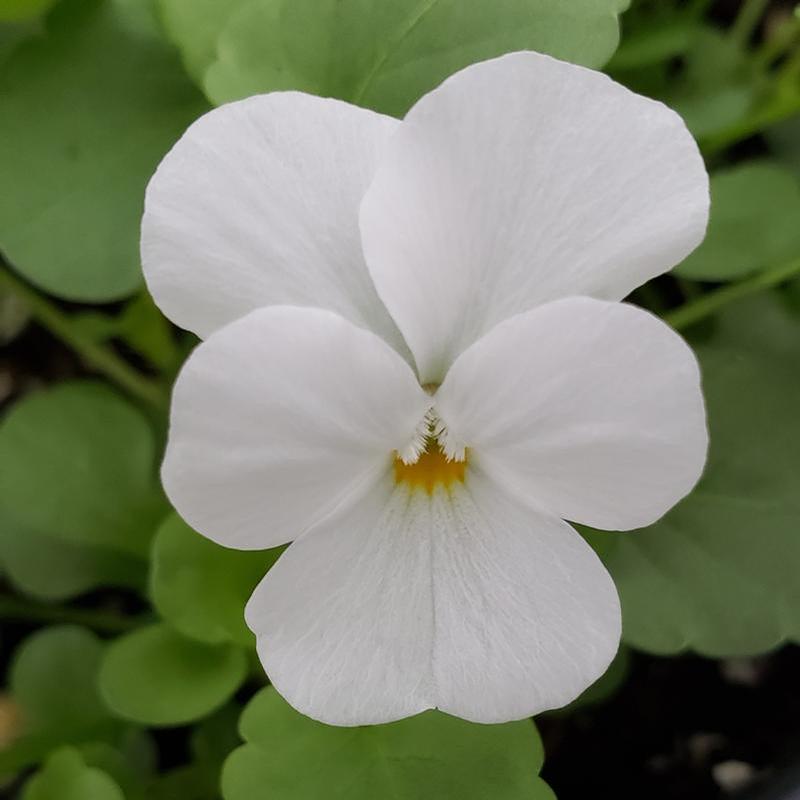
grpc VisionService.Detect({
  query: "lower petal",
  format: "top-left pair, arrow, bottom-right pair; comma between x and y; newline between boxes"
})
432,470 -> 621,723
246,470 -> 620,725
246,475 -> 436,726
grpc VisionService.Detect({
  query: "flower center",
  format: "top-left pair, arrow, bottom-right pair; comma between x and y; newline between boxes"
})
393,440 -> 467,494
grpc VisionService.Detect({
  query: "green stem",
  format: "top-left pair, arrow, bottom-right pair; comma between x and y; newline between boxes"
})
780,40 -> 800,83
0,263 -> 168,410
633,281 -> 667,313
0,594 -> 147,634
687,0 -> 715,19
753,14 -> 800,70
700,90 -> 800,155
664,257 -> 800,330
730,0 -> 769,45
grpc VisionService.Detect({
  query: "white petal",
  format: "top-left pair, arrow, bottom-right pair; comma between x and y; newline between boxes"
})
142,92 -> 406,354
435,297 -> 708,531
162,306 -> 429,550
432,472 -> 621,722
360,51 -> 709,382
247,472 -> 620,725
247,476 -> 435,726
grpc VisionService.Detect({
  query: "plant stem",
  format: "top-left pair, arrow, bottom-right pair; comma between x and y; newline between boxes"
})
730,0 -> 769,46
0,593 -> 147,634
700,90 -> 800,155
753,14 -> 800,70
687,0 -> 715,19
0,263 -> 168,410
664,257 -> 800,330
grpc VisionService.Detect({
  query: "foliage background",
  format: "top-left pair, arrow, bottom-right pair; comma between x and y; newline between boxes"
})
1,0 -> 799,797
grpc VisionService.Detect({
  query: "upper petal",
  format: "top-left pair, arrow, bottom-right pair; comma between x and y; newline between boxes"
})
162,306 -> 429,549
435,297 -> 708,531
246,471 -> 620,725
359,51 -> 709,382
142,92 -> 406,354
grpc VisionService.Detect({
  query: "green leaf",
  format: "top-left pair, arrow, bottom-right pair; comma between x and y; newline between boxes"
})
222,688 -> 554,800
675,162 -> 800,281
156,0 -> 250,83
0,381 -> 167,557
11,626 -> 113,737
99,624 -> 248,726
604,294 -> 800,656
205,0 -> 622,115
0,0 -> 208,301
0,512 -> 145,601
22,747 -> 124,800
151,513 -> 282,646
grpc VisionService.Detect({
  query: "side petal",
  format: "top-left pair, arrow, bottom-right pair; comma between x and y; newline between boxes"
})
142,92 -> 406,354
246,473 -> 620,725
360,51 -> 709,382
435,297 -> 708,531
162,306 -> 430,550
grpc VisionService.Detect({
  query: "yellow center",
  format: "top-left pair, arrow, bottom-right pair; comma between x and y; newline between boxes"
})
393,442 -> 467,494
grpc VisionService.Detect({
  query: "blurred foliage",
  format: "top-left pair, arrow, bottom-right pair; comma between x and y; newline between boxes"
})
0,0 -> 799,797
21,747 -> 124,800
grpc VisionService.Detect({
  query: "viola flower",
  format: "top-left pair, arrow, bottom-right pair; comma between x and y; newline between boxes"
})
142,52 -> 709,726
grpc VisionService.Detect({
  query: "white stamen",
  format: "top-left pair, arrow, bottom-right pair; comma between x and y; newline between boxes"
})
398,406 -> 466,464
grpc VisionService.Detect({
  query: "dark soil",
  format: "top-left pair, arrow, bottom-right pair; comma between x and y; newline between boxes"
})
539,647 -> 800,799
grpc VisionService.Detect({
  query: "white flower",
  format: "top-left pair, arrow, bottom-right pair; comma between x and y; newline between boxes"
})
142,51 -> 709,726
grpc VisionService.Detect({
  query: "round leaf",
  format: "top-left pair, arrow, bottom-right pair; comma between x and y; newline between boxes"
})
0,0 -> 208,301
99,624 -> 247,726
10,626 -> 112,737
0,381 -> 166,557
205,0 -> 622,115
675,162 -> 800,281
22,747 -> 124,800
222,688 -> 554,799
604,294 -> 800,656
151,513 -> 282,646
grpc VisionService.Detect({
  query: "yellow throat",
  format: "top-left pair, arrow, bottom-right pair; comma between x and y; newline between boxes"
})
393,442 -> 467,494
